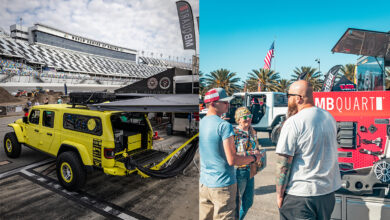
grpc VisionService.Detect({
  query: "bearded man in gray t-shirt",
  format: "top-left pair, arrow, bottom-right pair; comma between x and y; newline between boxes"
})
275,80 -> 341,220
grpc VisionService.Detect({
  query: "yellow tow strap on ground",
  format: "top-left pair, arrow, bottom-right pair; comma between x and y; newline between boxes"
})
136,133 -> 199,178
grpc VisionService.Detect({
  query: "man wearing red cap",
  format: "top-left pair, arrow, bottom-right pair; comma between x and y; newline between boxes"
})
200,88 -> 262,220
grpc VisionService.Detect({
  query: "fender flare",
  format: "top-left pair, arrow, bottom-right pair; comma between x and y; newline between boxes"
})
59,141 -> 93,166
8,123 -> 25,143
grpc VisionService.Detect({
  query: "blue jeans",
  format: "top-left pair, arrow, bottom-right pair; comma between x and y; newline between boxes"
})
236,168 -> 254,220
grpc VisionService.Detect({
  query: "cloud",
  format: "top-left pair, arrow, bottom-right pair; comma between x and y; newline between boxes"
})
0,0 -> 199,62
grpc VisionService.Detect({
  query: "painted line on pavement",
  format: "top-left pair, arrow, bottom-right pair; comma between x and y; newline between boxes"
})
0,158 -> 54,179
25,169 -> 148,220
0,159 -> 148,220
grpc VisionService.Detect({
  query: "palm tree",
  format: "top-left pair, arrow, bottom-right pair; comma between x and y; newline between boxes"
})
291,66 -> 323,91
276,79 -> 291,93
203,68 -> 241,95
245,68 -> 280,92
340,64 -> 356,82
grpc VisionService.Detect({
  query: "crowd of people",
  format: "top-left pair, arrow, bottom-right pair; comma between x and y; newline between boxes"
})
199,80 -> 341,220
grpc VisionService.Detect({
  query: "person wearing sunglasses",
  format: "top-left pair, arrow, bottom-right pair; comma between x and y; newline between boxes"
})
199,88 -> 262,220
233,107 -> 264,220
275,80 -> 341,220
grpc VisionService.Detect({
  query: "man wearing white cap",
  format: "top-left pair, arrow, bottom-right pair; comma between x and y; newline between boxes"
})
199,88 -> 262,220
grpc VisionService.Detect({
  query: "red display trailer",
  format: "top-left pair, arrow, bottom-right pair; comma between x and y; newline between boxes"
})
319,90 -> 390,218
314,91 -> 390,194
313,91 -> 390,195
319,27 -> 390,196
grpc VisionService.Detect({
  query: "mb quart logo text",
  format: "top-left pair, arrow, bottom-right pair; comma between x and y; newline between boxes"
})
315,96 -> 384,113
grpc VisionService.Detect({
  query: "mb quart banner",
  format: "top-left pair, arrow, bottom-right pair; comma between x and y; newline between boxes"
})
321,65 -> 342,92
176,1 -> 196,50
313,91 -> 390,117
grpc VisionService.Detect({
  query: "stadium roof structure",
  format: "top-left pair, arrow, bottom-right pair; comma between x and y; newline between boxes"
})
32,23 -> 138,54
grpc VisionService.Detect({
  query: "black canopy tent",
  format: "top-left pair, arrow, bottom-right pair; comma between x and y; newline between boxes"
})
87,93 -> 199,179
332,75 -> 357,91
115,67 -> 194,94
89,94 -> 198,112
115,68 -> 175,94
332,28 -> 390,62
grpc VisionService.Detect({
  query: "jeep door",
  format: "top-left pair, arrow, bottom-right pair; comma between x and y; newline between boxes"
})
272,93 -> 288,122
39,110 -> 56,152
25,109 -> 41,148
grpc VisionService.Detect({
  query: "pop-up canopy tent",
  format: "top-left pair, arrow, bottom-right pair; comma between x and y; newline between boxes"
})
89,93 -> 198,112
332,75 -> 357,91
332,28 -> 390,61
115,67 -> 194,94
88,93 -> 199,178
328,28 -> 390,91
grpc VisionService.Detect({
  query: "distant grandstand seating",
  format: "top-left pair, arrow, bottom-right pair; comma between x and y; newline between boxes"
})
0,36 -> 168,80
0,32 -> 193,90
139,56 -> 167,67
0,57 -> 137,85
163,59 -> 192,70
0,58 -> 40,76
139,56 -> 192,70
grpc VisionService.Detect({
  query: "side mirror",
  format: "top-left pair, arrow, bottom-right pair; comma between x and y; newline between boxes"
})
23,116 -> 29,124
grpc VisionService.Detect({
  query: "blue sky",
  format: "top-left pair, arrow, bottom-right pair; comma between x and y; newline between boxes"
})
200,0 -> 390,83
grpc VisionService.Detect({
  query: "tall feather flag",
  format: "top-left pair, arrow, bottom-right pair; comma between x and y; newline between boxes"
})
263,41 -> 275,70
176,1 -> 196,50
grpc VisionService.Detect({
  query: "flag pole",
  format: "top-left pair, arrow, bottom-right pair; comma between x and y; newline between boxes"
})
273,37 -> 276,73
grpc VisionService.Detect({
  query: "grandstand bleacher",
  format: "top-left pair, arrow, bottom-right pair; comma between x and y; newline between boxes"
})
139,56 -> 192,70
0,23 -> 192,91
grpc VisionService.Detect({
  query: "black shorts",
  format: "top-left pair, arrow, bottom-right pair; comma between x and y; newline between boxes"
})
279,192 -> 335,220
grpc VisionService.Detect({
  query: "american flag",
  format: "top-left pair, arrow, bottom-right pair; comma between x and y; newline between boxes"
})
263,42 -> 274,70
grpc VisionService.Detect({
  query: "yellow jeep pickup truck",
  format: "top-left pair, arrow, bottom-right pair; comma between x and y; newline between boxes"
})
4,104 -> 170,190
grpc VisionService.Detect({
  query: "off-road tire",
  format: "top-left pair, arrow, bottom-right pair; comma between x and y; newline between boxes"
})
56,151 -> 86,191
4,132 -> 22,158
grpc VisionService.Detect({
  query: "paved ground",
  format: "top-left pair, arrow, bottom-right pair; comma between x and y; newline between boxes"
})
0,114 -> 282,220
0,115 -> 199,220
245,135 -> 279,220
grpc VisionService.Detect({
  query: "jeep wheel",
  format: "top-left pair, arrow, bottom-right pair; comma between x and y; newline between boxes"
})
4,132 -> 22,158
56,151 -> 86,191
